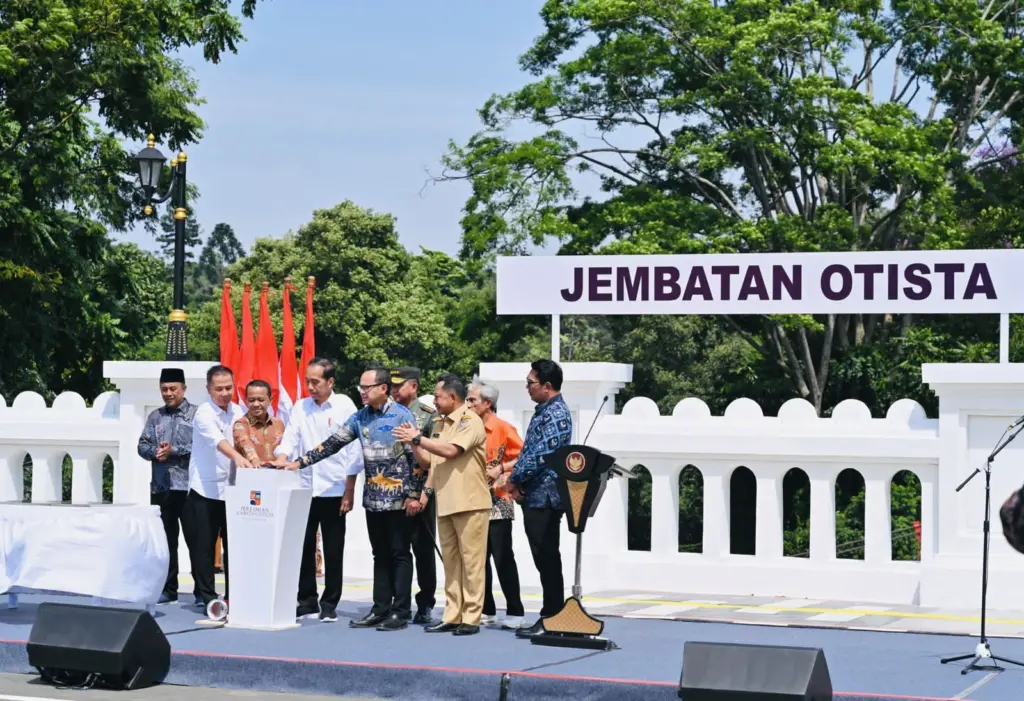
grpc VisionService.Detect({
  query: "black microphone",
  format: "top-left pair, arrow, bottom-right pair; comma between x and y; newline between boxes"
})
583,395 -> 609,445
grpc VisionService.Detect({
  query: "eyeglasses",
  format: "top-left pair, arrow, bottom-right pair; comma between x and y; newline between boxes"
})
356,384 -> 383,393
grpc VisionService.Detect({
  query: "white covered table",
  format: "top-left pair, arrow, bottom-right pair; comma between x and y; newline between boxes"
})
0,503 -> 168,609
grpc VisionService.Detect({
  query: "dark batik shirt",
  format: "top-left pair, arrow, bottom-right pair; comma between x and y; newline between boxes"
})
137,399 -> 197,493
298,398 -> 423,512
510,394 -> 573,509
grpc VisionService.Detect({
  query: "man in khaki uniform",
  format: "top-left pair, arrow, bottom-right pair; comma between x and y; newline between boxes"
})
394,373 -> 490,636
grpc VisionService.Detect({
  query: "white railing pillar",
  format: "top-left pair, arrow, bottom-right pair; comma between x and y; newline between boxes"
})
701,462 -> 730,557
650,461 -> 680,555
754,463 -> 787,559
809,471 -> 837,560
864,474 -> 892,563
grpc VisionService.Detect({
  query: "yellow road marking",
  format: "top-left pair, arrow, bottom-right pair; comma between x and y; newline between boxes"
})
175,577 -> 1024,626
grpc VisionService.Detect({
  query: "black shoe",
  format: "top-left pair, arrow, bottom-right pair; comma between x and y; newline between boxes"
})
296,604 -> 319,618
515,620 -> 545,639
453,624 -> 479,636
376,613 -> 408,631
319,606 -> 337,622
413,609 -> 433,625
350,612 -> 387,628
425,622 -> 459,633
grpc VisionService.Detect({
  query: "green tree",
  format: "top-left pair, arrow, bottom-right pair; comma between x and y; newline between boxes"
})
0,0 -> 272,397
191,222 -> 246,300
437,0 -> 1024,413
155,203 -> 203,264
187,202 -> 455,389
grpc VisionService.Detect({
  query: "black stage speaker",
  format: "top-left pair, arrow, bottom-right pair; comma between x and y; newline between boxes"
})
27,602 -> 170,690
678,641 -> 832,700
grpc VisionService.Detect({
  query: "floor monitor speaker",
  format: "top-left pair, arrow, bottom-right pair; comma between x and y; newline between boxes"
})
678,641 -> 832,700
27,602 -> 170,690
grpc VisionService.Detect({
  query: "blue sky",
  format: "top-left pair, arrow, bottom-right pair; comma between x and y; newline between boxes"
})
119,0 -> 553,258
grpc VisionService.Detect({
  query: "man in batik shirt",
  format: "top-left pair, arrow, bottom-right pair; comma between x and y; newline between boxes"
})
232,380 -> 286,466
507,359 -> 573,639
137,367 -> 198,604
278,363 -> 424,632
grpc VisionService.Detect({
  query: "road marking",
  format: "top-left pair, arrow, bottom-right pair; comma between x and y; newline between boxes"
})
0,695 -> 79,701
177,577 -> 1024,626
736,599 -> 825,615
954,671 -> 999,699
626,603 -> 706,617
808,606 -> 891,623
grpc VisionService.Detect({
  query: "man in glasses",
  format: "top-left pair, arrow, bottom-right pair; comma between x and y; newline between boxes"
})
506,359 -> 573,639
276,363 -> 422,631
389,366 -> 438,625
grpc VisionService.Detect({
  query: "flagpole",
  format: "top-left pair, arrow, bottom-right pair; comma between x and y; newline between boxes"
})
166,151 -> 189,361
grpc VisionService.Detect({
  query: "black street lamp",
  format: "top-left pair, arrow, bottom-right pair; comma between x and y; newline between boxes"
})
136,134 -> 189,361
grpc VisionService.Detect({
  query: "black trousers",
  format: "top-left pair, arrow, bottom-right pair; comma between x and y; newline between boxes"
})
297,496 -> 347,612
411,495 -> 437,613
522,506 -> 565,617
150,489 -> 195,600
184,489 -> 228,605
483,518 -> 524,617
365,509 -> 414,619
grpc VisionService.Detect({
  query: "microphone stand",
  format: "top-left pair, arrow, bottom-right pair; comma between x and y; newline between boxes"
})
572,395 -> 608,599
940,420 -> 1024,674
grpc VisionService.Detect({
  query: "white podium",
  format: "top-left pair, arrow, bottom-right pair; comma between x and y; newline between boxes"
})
223,468 -> 312,630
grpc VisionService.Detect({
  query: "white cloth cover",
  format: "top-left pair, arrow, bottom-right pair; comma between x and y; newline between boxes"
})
0,504 -> 168,605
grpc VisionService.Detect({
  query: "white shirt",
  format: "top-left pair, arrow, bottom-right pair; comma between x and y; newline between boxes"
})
276,396 -> 363,498
188,399 -> 246,500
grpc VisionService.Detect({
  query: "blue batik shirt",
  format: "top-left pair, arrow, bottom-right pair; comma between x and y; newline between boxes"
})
298,398 -> 423,512
510,394 -> 573,509
137,399 -> 197,493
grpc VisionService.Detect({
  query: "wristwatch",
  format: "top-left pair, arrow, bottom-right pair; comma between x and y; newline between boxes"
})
412,434 -> 422,446
424,487 -> 434,497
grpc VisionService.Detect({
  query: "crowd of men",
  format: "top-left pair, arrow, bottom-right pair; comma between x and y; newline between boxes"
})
138,358 -> 573,637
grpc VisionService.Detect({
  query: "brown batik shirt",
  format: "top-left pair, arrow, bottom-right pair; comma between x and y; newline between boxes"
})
232,413 -> 286,466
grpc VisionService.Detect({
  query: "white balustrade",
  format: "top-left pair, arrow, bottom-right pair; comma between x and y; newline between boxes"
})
0,360 -> 1021,610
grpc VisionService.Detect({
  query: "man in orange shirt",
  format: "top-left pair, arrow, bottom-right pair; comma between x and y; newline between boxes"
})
466,377 -> 526,630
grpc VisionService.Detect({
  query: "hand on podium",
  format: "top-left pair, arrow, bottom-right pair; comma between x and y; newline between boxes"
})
269,455 -> 300,470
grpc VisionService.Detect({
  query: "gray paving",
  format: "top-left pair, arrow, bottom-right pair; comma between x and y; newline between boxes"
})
0,673 -> 376,700
187,574 -> 1024,638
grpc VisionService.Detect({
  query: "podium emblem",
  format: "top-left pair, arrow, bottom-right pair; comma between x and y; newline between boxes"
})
249,491 -> 261,506
566,451 -> 585,474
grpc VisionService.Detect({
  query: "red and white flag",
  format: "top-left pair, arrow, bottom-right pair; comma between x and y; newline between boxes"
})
277,278 -> 299,424
236,283 -> 255,405
298,276 -> 316,398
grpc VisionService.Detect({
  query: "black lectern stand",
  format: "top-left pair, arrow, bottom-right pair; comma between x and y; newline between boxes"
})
531,443 -> 632,651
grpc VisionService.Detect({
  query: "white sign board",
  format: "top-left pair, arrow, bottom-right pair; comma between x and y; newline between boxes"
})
496,250 -> 1024,315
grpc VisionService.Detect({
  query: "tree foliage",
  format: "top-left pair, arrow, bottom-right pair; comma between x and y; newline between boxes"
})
0,0 -> 271,398
437,0 -> 1024,412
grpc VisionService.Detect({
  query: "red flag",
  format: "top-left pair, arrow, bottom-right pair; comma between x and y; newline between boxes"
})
254,281 -> 280,412
236,283 -> 255,405
219,278 -> 239,372
279,277 -> 299,412
298,276 -> 316,399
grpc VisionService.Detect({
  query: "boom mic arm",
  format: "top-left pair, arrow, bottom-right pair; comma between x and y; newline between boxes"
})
582,395 -> 609,446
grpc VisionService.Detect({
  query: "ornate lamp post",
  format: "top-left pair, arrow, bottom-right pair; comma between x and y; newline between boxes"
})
136,134 -> 190,360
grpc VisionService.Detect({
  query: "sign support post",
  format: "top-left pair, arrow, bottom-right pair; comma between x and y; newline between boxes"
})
1000,313 -> 1009,363
552,314 -> 561,362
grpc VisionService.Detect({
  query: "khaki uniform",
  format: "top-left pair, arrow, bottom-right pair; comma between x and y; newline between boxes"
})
430,403 -> 490,625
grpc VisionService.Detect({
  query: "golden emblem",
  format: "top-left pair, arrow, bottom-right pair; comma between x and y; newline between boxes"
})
566,451 -> 585,474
